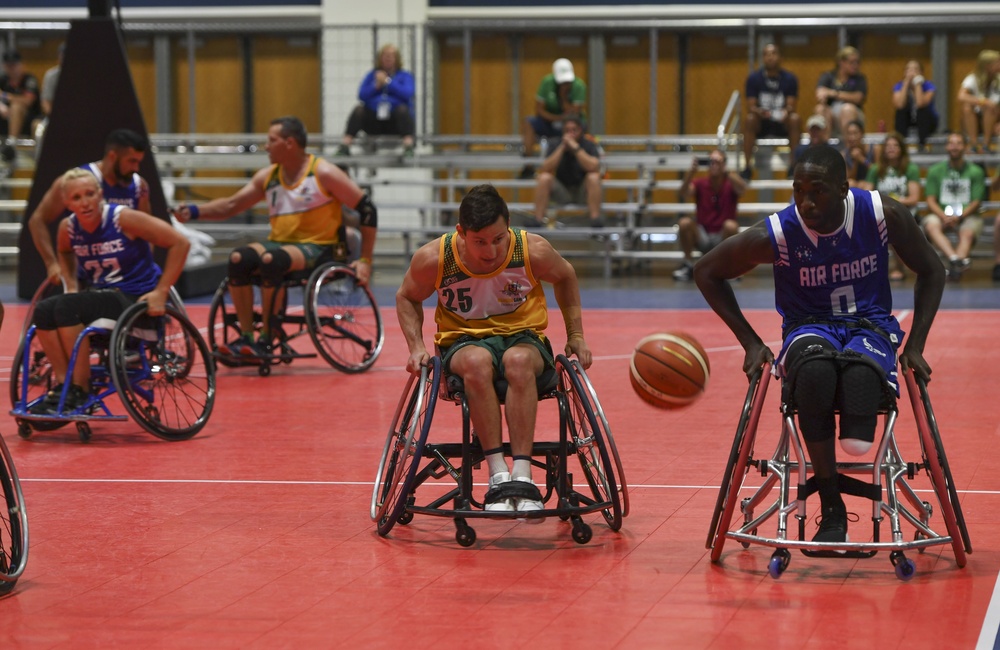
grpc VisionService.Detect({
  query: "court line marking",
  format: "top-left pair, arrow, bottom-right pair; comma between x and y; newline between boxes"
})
976,570 -> 1000,650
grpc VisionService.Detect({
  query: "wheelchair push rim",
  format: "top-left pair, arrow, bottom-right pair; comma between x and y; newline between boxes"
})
0,435 -> 29,589
305,263 -> 384,374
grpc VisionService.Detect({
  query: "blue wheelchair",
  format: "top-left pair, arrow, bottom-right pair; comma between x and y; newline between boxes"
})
10,283 -> 216,442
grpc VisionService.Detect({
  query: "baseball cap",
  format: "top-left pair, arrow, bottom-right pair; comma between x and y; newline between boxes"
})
806,114 -> 827,130
553,58 -> 575,84
2,50 -> 22,64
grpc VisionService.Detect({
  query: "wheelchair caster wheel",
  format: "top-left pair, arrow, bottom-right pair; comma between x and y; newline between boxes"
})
455,522 -> 476,547
397,510 -> 414,525
768,549 -> 791,579
76,421 -> 92,442
891,551 -> 916,581
571,521 -> 593,544
258,364 -> 271,377
16,420 -> 32,439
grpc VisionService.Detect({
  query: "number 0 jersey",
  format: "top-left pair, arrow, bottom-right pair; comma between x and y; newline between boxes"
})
766,188 -> 902,343
67,203 -> 162,295
434,227 -> 549,348
264,154 -> 342,245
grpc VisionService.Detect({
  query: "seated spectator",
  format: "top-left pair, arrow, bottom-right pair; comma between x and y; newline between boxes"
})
672,150 -> 746,281
841,119 -> 873,187
530,116 -> 603,228
861,131 -> 922,281
922,132 -> 986,280
0,50 -> 42,163
742,43 -> 800,179
957,49 -> 1000,153
815,46 -> 867,138
792,114 -> 830,169
337,44 -> 415,157
892,60 -> 939,149
519,58 -> 587,179
35,43 -> 63,142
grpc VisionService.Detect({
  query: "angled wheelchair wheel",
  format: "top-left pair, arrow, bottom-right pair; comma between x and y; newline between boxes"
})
371,358 -> 440,536
707,363 -> 771,562
904,371 -> 971,565
0,436 -> 28,593
206,279 -> 246,368
110,302 -> 216,441
556,355 -> 623,531
305,263 -> 383,374
10,282 -> 68,433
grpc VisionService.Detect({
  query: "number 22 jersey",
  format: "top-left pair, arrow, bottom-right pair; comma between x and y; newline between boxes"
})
67,203 -> 162,295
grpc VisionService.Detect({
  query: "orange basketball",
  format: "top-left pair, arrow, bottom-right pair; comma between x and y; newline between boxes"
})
629,332 -> 710,409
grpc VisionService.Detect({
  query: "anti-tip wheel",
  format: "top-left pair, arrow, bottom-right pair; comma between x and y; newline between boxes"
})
76,421 -> 91,442
456,522 -> 476,547
891,552 -> 916,581
572,521 -> 593,544
768,549 -> 791,579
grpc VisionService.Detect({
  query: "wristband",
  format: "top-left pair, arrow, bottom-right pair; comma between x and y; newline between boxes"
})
358,257 -> 371,264
188,204 -> 200,221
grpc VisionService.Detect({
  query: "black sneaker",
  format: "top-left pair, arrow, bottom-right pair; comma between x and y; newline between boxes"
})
947,259 -> 964,281
334,144 -> 350,157
517,164 -> 536,180
240,338 -> 272,359
29,382 -> 64,415
812,504 -> 848,543
590,216 -> 606,228
522,217 -> 545,229
57,384 -> 90,414
993,264 -> 1000,282
0,143 -> 14,163
672,261 -> 694,282
740,166 -> 753,181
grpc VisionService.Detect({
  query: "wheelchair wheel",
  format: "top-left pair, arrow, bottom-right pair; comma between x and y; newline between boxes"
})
206,279 -> 245,368
305,263 -> 383,374
563,357 -> 629,517
556,355 -> 623,531
9,331 -> 67,433
707,363 -> 770,562
370,358 -> 440,536
904,371 -> 971,565
110,302 -> 216,441
0,436 -> 29,593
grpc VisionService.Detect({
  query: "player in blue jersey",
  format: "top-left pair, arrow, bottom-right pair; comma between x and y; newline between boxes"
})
693,145 -> 946,544
28,128 -> 151,285
29,168 -> 189,415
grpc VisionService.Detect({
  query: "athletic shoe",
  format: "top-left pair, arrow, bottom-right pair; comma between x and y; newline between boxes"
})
484,472 -> 515,512
517,164 -> 536,180
240,338 -> 272,359
60,384 -> 90,414
218,334 -> 252,357
513,476 -> 544,522
812,504 -> 848,544
992,264 -> 1000,282
334,144 -> 350,157
740,166 -> 753,181
672,261 -> 694,282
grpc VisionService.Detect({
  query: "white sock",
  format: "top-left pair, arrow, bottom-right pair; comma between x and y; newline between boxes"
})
485,451 -> 508,477
512,458 -> 532,482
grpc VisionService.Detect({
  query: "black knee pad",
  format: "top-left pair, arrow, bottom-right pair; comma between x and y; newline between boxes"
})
259,248 -> 292,287
837,361 -> 883,455
228,246 -> 261,287
785,340 -> 838,443
33,296 -> 57,330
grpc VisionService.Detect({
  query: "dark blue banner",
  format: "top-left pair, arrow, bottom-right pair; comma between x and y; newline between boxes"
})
0,0 -> 318,7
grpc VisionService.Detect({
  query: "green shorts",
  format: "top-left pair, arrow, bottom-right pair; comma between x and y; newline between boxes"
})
263,241 -> 334,269
441,331 -> 554,377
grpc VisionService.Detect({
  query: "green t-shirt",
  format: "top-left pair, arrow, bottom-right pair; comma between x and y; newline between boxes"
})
535,74 -> 587,119
865,162 -> 920,200
924,160 -> 986,214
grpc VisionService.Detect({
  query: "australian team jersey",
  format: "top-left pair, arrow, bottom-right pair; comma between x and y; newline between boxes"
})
766,188 -> 901,343
67,203 -> 162,295
83,162 -> 145,208
434,227 -> 549,348
264,155 -> 342,245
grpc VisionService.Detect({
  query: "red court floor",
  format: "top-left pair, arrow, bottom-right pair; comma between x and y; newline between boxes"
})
0,301 -> 997,649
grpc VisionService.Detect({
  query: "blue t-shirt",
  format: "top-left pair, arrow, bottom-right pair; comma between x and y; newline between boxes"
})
745,68 -> 798,120
67,203 -> 162,295
766,188 -> 901,342
891,79 -> 939,121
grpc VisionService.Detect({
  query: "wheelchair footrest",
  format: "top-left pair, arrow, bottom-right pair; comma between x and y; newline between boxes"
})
801,548 -> 879,559
13,411 -> 129,423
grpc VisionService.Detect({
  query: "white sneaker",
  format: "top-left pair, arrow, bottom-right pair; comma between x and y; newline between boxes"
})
513,476 -> 544,522
484,472 -> 515,512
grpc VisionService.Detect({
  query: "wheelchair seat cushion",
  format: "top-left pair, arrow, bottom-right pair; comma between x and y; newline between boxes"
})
484,478 -> 543,507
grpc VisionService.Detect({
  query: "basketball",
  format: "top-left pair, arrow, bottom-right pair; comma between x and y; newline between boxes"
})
629,332 -> 710,409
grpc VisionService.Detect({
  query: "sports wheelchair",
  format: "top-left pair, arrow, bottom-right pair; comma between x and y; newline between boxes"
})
371,354 -> 628,546
207,259 -> 383,376
707,362 -> 971,581
0,430 -> 28,595
10,283 -> 216,442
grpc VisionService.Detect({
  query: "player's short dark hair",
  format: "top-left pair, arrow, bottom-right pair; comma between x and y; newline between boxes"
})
458,184 -> 510,231
795,144 -> 846,185
271,115 -> 307,148
104,128 -> 148,154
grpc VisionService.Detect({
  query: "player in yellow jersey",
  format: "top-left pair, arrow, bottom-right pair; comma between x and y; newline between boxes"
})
174,116 -> 377,357
396,184 -> 592,515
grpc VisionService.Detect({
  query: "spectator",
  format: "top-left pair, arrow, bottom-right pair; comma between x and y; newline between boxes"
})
792,114 -> 830,169
742,43 -> 800,180
530,116 -> 603,228
337,44 -> 415,157
861,131 -> 922,281
892,60 -> 938,149
815,46 -> 867,138
957,49 -> 1000,153
922,132 -> 986,280
672,149 -> 747,281
36,43 -> 63,141
519,58 -> 587,179
841,119 -> 873,187
0,50 -> 42,162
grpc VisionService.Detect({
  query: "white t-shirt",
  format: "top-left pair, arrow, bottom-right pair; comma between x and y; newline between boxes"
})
960,72 -> 1000,104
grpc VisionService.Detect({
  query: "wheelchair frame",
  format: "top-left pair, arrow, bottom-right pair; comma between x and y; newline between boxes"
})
0,432 -> 28,595
371,355 -> 628,546
10,296 -> 217,443
207,261 -> 384,377
707,363 -> 971,581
